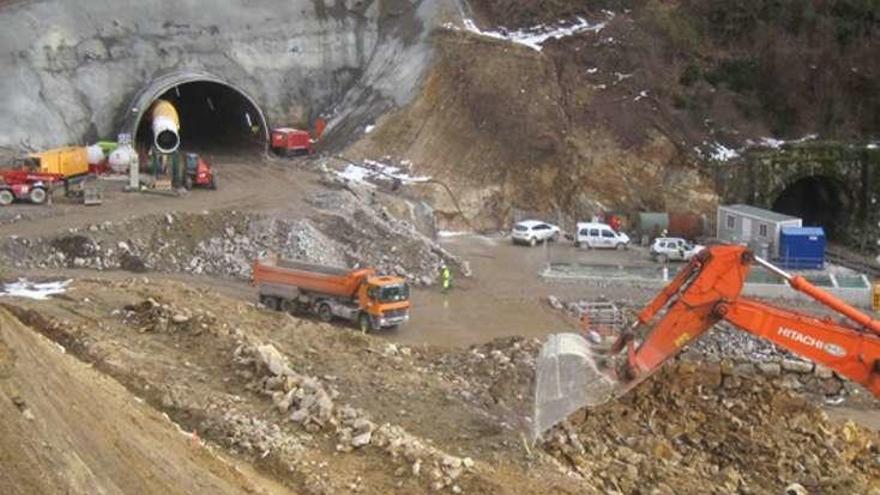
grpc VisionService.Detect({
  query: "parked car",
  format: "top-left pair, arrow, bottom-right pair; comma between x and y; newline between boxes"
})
511,220 -> 561,246
575,222 -> 630,249
650,237 -> 705,263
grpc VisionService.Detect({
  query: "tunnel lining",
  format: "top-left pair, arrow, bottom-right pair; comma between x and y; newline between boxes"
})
123,70 -> 269,151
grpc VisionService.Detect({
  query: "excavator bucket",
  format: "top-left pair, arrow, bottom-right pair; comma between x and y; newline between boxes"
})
532,333 -> 623,439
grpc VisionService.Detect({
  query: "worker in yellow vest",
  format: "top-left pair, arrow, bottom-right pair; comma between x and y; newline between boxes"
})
440,265 -> 452,293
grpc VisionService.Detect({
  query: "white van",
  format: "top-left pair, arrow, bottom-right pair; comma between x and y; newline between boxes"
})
575,222 -> 630,249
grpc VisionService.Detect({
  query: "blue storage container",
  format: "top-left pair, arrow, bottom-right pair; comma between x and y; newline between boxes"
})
777,227 -> 826,270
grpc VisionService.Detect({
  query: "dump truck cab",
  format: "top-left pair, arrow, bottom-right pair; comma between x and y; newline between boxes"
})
358,276 -> 411,331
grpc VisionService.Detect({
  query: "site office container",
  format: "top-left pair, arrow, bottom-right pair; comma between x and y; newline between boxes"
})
716,204 -> 802,258
778,226 -> 826,270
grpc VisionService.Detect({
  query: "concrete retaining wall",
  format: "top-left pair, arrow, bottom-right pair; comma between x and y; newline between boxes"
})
542,266 -> 873,307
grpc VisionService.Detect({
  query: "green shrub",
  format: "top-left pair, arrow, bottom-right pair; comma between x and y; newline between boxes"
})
705,59 -> 759,93
640,0 -> 702,55
679,63 -> 702,87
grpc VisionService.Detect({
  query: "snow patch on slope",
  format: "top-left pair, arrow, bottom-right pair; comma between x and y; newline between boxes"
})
445,14 -> 611,52
333,159 -> 431,187
1,279 -> 71,300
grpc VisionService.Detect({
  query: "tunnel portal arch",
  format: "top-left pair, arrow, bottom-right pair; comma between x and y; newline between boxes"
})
122,71 -> 269,154
771,175 -> 854,241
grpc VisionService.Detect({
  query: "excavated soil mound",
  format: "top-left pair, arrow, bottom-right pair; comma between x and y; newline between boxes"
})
0,308 -> 279,495
546,362 -> 880,494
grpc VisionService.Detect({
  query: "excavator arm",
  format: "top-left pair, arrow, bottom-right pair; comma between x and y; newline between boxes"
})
619,244 -> 880,397
719,298 -> 880,395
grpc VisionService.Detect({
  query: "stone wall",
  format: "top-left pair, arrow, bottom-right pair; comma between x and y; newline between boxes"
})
714,142 -> 880,247
0,0 -> 448,153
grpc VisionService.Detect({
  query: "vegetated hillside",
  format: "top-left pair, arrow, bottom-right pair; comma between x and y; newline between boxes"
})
473,0 -> 880,140
349,1 -> 878,230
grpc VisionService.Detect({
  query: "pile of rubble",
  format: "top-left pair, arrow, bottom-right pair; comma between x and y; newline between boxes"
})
119,297 -> 216,334
4,194 -> 464,285
544,362 -> 880,494
308,183 -> 468,285
234,342 -> 477,492
428,337 -> 541,425
202,409 -> 304,458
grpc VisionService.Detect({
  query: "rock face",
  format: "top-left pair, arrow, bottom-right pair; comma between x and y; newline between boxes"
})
0,0 -> 448,151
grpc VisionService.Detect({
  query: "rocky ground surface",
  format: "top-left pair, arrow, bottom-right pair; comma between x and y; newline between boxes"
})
1,277 -> 877,494
546,361 -> 880,494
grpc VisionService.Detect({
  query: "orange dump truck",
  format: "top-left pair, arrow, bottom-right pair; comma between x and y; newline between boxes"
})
252,256 -> 411,332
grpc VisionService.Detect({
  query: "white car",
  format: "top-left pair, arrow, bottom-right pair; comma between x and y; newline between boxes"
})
651,237 -> 705,262
511,220 -> 560,246
575,222 -> 630,249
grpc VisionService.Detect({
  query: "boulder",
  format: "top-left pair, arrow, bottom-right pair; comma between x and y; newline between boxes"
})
781,359 -> 813,374
256,345 -> 290,376
757,362 -> 782,377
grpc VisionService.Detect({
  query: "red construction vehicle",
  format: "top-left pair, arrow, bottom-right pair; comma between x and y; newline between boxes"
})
270,118 -> 325,157
270,128 -> 315,156
0,169 -> 63,206
535,244 -> 880,436
183,153 -> 216,190
251,255 -> 410,332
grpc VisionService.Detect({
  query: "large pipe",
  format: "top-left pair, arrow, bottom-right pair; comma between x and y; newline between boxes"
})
150,99 -> 180,154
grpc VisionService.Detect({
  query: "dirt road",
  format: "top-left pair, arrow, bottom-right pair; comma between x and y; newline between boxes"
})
0,308 -> 288,495
394,234 -> 658,347
0,156 -> 313,239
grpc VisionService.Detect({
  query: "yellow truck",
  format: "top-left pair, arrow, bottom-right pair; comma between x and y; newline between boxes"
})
27,147 -> 90,178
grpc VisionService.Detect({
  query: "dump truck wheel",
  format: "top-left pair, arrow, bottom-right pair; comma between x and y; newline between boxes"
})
29,187 -> 47,205
358,313 -> 372,334
0,190 -> 13,206
259,295 -> 279,311
318,303 -> 333,323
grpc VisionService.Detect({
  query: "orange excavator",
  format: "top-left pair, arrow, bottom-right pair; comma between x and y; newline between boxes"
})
534,244 -> 880,437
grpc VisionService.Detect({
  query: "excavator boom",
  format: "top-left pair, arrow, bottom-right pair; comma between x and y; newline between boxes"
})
621,244 -> 880,394
533,244 -> 880,438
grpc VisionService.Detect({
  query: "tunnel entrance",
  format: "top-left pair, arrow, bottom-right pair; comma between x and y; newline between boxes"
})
771,175 -> 852,240
130,74 -> 268,155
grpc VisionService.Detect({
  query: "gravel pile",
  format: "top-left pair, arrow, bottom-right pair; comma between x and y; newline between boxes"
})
4,186 -> 465,284
544,361 -> 880,494
236,342 -> 477,492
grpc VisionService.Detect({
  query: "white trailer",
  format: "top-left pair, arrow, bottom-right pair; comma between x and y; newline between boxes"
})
716,204 -> 802,258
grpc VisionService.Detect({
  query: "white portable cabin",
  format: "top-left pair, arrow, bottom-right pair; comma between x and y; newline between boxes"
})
716,204 -> 802,258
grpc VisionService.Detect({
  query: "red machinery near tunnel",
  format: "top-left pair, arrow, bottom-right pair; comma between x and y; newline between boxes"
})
0,169 -> 62,206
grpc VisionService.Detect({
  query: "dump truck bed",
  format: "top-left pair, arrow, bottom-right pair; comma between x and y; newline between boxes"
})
252,257 -> 374,299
